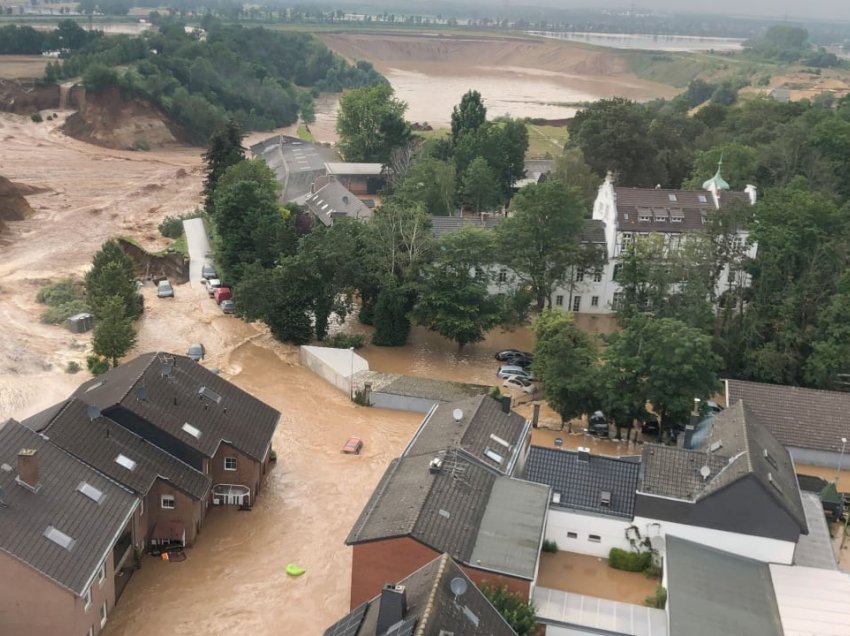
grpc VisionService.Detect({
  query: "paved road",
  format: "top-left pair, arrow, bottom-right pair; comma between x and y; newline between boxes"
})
253,135 -> 338,202
183,217 -> 211,286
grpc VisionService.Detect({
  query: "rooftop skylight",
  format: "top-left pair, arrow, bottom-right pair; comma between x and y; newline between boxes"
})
115,454 -> 137,471
484,448 -> 504,465
198,386 -> 222,404
181,422 -> 202,438
44,525 -> 76,551
77,481 -> 105,504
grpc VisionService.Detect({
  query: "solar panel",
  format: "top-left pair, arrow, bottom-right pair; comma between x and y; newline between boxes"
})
384,617 -> 417,636
324,602 -> 368,636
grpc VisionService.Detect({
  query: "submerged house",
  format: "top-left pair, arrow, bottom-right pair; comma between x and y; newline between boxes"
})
0,420 -> 139,636
72,352 -> 280,509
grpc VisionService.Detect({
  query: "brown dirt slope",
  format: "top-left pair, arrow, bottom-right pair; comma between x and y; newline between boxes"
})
320,32 -> 633,76
0,79 -> 59,114
0,174 -> 35,233
62,86 -> 186,150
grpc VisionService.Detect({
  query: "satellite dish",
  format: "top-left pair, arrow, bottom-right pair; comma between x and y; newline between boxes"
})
450,577 -> 468,599
699,465 -> 711,480
86,405 -> 101,421
452,409 -> 464,423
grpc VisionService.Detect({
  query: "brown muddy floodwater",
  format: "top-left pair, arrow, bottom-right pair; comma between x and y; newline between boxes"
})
537,551 -> 658,604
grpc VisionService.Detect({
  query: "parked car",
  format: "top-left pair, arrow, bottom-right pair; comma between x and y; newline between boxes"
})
495,349 -> 533,362
502,375 -> 536,394
220,299 -> 235,314
341,436 -> 363,455
503,353 -> 533,368
706,400 -> 723,413
641,419 -> 660,435
213,287 -> 232,304
587,410 -> 609,437
205,278 -> 222,297
157,280 -> 174,298
186,343 -> 205,361
497,365 -> 534,380
201,263 -> 217,281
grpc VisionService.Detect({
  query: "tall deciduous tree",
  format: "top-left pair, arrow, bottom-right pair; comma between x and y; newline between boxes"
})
552,147 -> 600,209
496,179 -> 585,310
451,89 -> 486,142
202,118 -> 245,212
336,84 -> 410,163
461,156 -> 501,212
396,157 -> 457,216
414,227 -> 501,348
92,295 -> 137,367
482,585 -> 536,636
532,309 -> 598,430
85,240 -> 141,320
615,234 -> 674,319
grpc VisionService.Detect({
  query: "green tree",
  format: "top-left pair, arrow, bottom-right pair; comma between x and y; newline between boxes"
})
82,63 -> 118,91
598,331 -> 649,441
395,157 -> 456,216
532,309 -> 599,430
414,228 -> 501,348
461,156 -> 502,212
682,144 -> 758,191
372,278 -> 415,346
336,84 -> 410,163
551,147 -> 600,209
805,272 -> 850,389
203,118 -> 245,213
481,585 -> 536,636
496,179 -> 586,310
85,240 -> 141,320
92,296 -> 137,367
211,159 -> 285,285
451,89 -> 486,142
614,234 -> 673,319
233,263 -> 313,344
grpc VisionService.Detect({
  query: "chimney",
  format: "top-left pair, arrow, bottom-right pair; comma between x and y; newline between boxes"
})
577,447 -> 590,463
744,184 -> 758,205
532,401 -> 541,428
500,395 -> 512,414
376,584 -> 407,634
17,449 -> 39,490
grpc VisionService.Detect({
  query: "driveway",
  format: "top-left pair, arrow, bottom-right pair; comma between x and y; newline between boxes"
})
183,217 -> 211,286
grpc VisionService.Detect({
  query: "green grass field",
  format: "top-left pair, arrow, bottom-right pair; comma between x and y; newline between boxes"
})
414,123 -> 567,160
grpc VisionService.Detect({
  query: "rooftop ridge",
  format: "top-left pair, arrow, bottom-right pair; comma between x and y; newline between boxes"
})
416,552 -> 448,635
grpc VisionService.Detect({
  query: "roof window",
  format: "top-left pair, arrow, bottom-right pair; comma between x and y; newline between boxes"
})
698,194 -> 708,203
84,381 -> 104,393
181,422 -> 202,439
763,448 -> 778,469
483,448 -> 504,465
709,441 -> 723,453
115,454 -> 137,471
489,433 -> 511,449
600,491 -> 612,508
44,525 -> 76,551
668,193 -> 678,202
552,492 -> 561,504
198,386 -> 222,404
77,481 -> 105,504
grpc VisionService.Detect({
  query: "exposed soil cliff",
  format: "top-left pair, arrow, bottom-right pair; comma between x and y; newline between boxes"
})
0,175 -> 35,233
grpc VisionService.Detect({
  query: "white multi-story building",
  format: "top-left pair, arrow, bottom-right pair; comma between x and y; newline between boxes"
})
551,169 -> 758,314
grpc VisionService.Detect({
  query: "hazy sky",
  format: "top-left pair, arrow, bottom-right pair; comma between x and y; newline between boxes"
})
499,0 -> 850,21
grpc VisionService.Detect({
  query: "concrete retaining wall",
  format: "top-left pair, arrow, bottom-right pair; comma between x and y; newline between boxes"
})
368,392 -> 439,413
300,345 -> 368,397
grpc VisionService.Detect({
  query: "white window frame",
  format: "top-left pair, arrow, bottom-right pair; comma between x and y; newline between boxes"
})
572,296 -> 582,312
98,562 -> 105,586
224,457 -> 237,472
575,270 -> 585,282
591,296 -> 599,307
84,586 -> 92,611
592,271 -> 602,283
555,295 -> 564,307
498,270 -> 507,283
161,495 -> 176,510
100,602 -> 108,628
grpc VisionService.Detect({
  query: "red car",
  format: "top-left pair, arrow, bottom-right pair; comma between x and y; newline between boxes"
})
341,436 -> 363,455
213,286 -> 232,304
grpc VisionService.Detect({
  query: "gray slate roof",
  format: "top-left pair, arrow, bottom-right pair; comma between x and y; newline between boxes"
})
726,378 -> 850,454
346,451 -> 548,580
794,492 -> 838,570
0,419 -> 138,596
524,446 -> 639,519
614,186 -> 749,233
304,180 -> 371,226
665,535 -> 783,636
430,215 -> 501,238
404,395 -> 529,475
73,352 -> 279,461
640,401 -> 807,532
582,219 -> 606,244
36,398 -> 210,501
325,553 -> 517,636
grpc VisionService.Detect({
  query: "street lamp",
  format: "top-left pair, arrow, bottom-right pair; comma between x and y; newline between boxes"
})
836,437 -> 848,484
349,346 -> 355,401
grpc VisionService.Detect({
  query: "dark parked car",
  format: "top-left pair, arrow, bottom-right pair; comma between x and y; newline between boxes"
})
587,411 -> 609,437
503,353 -> 533,368
201,263 -> 217,281
495,349 -> 533,362
220,299 -> 235,314
641,419 -> 660,435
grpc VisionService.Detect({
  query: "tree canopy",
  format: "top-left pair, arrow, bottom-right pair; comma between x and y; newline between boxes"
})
336,84 -> 411,163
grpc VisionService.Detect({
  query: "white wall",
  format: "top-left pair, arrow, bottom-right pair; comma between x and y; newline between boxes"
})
299,346 -> 368,397
545,508 -> 633,558
634,516 -> 796,564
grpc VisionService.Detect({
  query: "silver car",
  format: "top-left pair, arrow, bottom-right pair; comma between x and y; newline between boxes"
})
157,280 -> 174,298
497,365 -> 534,380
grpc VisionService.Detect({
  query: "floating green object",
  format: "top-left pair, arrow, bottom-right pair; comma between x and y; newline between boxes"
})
286,564 -> 305,577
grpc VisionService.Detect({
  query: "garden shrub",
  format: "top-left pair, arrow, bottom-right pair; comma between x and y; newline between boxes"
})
321,333 -> 365,349
86,354 -> 110,376
541,539 -> 558,553
609,548 -> 652,572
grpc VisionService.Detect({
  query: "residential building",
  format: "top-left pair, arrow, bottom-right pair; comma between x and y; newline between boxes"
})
345,450 -> 549,608
430,214 -> 501,238
0,419 -> 139,636
325,553 -> 517,636
302,179 -> 373,227
324,162 -> 386,195
72,352 -> 280,509
523,446 -> 639,558
726,378 -> 850,468
403,395 -> 532,476
24,397 -> 211,549
634,401 -> 808,564
551,170 -> 757,314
